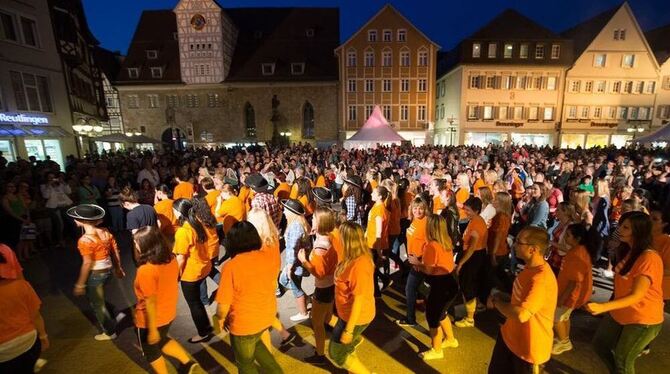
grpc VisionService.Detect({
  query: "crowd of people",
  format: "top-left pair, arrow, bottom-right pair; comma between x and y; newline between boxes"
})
0,141 -> 669,373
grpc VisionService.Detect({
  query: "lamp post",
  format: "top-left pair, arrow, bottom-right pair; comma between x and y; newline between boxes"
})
72,118 -> 103,154
627,125 -> 645,140
279,131 -> 292,146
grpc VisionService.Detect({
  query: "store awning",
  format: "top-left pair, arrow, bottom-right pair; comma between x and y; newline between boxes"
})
0,124 -> 71,137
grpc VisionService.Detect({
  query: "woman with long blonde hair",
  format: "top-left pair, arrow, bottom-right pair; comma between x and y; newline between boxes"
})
279,199 -> 312,322
408,214 -> 459,360
328,222 -> 375,374
572,190 -> 593,227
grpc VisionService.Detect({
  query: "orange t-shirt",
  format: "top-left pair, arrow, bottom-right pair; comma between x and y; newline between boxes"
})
330,228 -> 344,262
511,177 -> 525,200
310,238 -> 338,280
406,217 -> 428,257
0,279 -> 41,344
78,230 -> 117,267
134,258 -> 179,328
216,196 -> 246,234
205,225 -> 219,260
216,249 -> 277,336
172,222 -> 212,282
173,181 -> 195,200
422,240 -> 455,275
335,255 -> 376,324
611,250 -> 664,325
366,203 -> 389,250
315,175 -> 326,188
463,215 -> 488,252
473,179 -> 487,198
387,198 -> 401,236
488,213 -> 511,256
652,233 -> 670,300
456,188 -> 470,220
400,192 -> 414,219
205,190 -> 220,215
501,262 -> 557,365
432,195 -> 446,214
238,186 -> 251,211
557,245 -> 593,309
273,182 -> 291,201
154,199 -> 177,237
298,195 -> 315,217
261,240 -> 281,272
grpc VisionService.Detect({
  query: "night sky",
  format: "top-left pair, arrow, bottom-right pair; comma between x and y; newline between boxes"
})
83,0 -> 670,54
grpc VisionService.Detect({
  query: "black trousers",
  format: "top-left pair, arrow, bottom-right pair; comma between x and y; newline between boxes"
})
181,279 -> 213,337
488,332 -> 535,374
0,336 -> 41,373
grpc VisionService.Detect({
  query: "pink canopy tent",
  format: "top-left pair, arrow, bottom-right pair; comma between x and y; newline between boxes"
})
344,105 -> 405,149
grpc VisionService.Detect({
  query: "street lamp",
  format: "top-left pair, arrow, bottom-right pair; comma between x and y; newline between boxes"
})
627,125 -> 645,140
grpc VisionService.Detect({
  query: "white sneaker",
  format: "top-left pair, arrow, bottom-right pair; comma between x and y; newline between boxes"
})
94,332 -> 117,341
441,338 -> 459,349
601,269 -> 614,279
551,339 -> 573,355
34,358 -> 48,372
455,318 -> 475,328
420,348 -> 444,361
289,313 -> 310,322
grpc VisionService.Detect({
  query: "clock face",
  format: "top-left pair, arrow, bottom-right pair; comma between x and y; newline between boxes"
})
191,14 -> 206,30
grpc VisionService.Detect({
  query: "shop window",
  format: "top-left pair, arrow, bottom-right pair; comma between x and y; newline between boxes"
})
585,134 -> 609,148
560,134 -> 585,149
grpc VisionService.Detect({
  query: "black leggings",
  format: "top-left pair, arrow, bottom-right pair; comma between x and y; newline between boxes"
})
458,250 -> 487,301
425,273 -> 460,328
181,279 -> 213,337
0,335 -> 41,373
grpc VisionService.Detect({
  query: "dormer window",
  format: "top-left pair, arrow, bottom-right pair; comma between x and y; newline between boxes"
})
254,30 -> 263,39
146,50 -> 158,59
305,28 -> 315,37
291,63 -> 305,75
150,67 -> 163,78
261,63 -> 275,76
128,68 -> 139,79
368,30 -> 377,42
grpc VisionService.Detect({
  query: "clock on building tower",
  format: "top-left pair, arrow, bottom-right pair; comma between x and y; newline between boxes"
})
190,14 -> 206,30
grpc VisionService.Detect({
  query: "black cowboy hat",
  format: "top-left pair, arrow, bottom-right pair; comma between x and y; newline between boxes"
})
312,187 -> 332,203
245,173 -> 272,193
66,204 -> 106,221
343,175 -> 363,189
281,199 -> 305,215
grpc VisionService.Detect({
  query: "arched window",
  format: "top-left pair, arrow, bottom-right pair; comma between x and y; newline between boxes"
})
244,102 -> 256,138
303,101 -> 315,139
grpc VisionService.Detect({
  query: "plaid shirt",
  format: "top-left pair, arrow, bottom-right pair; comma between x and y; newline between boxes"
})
251,192 -> 282,228
344,195 -> 362,225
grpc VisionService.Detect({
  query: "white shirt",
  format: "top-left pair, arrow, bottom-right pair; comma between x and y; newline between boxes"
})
137,169 -> 160,187
481,203 -> 496,228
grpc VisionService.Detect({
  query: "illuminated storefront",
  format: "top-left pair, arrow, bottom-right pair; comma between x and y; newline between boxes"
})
0,112 -> 71,169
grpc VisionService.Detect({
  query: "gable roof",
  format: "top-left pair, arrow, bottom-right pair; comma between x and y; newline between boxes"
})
561,4 -> 621,59
645,23 -> 670,65
336,4 -> 439,51
93,47 -> 124,82
469,9 -> 564,40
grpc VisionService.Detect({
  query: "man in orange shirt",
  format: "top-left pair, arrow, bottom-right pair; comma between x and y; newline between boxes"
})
487,226 -> 557,373
273,172 -> 291,201
215,184 -> 246,237
173,170 -> 195,200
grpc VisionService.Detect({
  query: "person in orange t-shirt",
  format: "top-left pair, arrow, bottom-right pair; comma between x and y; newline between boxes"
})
214,221 -> 282,373
455,197 -> 488,328
172,199 -> 213,343
215,184 -> 246,236
154,185 -> 177,238
455,173 -> 471,226
273,173 -> 291,201
650,208 -> 670,305
366,186 -> 390,297
296,178 -> 315,217
328,222 -> 375,372
552,224 -> 593,356
430,179 -> 448,215
587,212 -> 664,373
192,198 -> 221,307
488,192 -> 513,293
200,177 -> 220,216
396,197 -> 428,326
487,226 -> 557,373
132,226 -> 199,374
172,170 -> 195,200
408,215 -> 459,361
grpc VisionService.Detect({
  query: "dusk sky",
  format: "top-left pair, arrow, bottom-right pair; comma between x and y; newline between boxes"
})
83,0 -> 670,54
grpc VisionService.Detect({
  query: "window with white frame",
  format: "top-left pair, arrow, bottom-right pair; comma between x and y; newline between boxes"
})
570,80 -> 580,92
440,104 -> 445,119
128,68 -> 139,78
593,107 -> 602,118
663,76 -> 670,90
348,79 -> 356,92
635,81 -> 644,94
382,79 -> 391,92
624,81 -> 633,93
516,75 -> 527,90
544,107 -> 554,120
418,50 -> 428,66
498,106 -> 508,119
504,43 -> 513,58
400,51 -> 410,66
520,44 -> 529,59
483,106 -> 493,120
659,105 -> 670,119
207,93 -> 220,107
367,30 -> 377,42
382,50 -> 392,66
486,76 -> 496,89
146,50 -> 158,59
150,67 -> 163,78
365,105 -> 373,118
291,63 -> 305,75
612,81 -> 621,93
128,95 -> 139,108
418,105 -> 426,121
580,106 -> 589,118
261,63 -> 275,75
535,44 -> 545,59
400,105 -> 408,121
528,106 -> 539,120
347,50 -> 357,66
19,17 -> 38,47
614,29 -> 626,40
596,81 -> 606,93
185,94 -> 199,108
567,106 -> 577,118
488,43 -> 497,58
584,81 -> 593,93
383,29 -> 392,42
622,54 -> 635,68
397,29 -> 407,42
470,75 -> 482,89
514,106 -> 523,119
467,106 -> 478,119
618,106 -> 628,119
401,79 -> 409,92
418,79 -> 427,92
166,94 -> 179,108
608,106 -> 617,119
551,44 -> 560,59
348,105 -> 357,121
645,81 -> 655,94
148,94 -> 159,108
472,43 -> 481,58
630,107 -> 639,119
364,51 -> 374,67
365,79 -> 374,92
383,105 -> 391,120
594,54 -> 607,67
0,11 -> 19,42
534,76 -> 543,90
502,76 -> 513,89
10,71 -> 52,112
547,76 -> 557,90
639,107 -> 649,120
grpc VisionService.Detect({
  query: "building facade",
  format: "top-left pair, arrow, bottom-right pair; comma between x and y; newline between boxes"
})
646,24 -> 670,130
335,4 -> 439,145
116,1 -> 339,148
436,10 -> 572,147
94,47 -> 124,137
0,0 -> 77,167
560,3 -> 660,148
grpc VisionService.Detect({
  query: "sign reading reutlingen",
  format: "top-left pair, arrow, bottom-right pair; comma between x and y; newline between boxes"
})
0,113 -> 49,125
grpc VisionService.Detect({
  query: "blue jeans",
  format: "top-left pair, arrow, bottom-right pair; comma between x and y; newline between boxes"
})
405,269 -> 425,323
230,329 -> 283,374
86,270 -> 116,335
279,268 -> 304,298
200,260 -> 221,305
592,314 -> 662,374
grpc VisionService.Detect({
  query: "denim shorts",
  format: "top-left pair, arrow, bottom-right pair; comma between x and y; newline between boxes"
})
328,318 -> 369,367
279,269 -> 304,298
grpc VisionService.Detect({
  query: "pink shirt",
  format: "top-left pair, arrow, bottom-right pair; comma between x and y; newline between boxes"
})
0,244 -> 23,280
